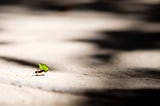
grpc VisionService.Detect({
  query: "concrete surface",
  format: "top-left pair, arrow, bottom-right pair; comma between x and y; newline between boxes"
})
0,5 -> 160,106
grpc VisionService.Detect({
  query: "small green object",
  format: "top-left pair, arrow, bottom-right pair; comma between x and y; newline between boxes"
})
38,63 -> 49,72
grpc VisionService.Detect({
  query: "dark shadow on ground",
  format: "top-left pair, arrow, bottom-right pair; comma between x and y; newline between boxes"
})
108,68 -> 160,79
0,56 -> 38,68
0,0 -> 74,11
73,31 -> 160,51
0,0 -> 20,5
0,41 -> 10,45
71,30 -> 160,64
0,56 -> 54,70
79,88 -> 160,106
75,0 -> 160,23
90,54 -> 113,63
75,0 -> 146,13
142,4 -> 160,23
75,0 -> 116,12
1,0 -> 160,22
102,31 -> 160,50
77,68 -> 160,106
75,0 -> 130,14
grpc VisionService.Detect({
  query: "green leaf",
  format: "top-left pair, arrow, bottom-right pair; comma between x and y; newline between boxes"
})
38,63 -> 49,72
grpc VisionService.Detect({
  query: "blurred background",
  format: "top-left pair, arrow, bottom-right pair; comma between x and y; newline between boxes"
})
0,0 -> 160,106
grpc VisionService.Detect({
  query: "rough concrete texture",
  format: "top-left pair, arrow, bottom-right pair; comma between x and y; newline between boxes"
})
0,3 -> 160,106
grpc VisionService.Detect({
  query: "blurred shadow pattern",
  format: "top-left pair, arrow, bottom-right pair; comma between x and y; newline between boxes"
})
0,0 -> 160,19
0,56 -> 38,68
90,54 -> 113,63
0,41 -> 11,45
76,68 -> 160,106
80,88 -> 160,106
100,31 -> 160,50
72,30 -> 160,65
144,4 -> 160,23
73,31 -> 160,51
0,56 -> 54,70
0,1 -> 160,106
108,68 -> 160,79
